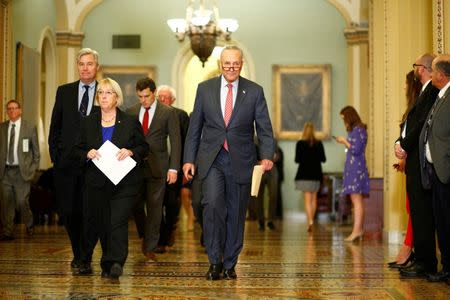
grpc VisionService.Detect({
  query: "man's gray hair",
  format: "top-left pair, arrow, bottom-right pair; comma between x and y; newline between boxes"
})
77,48 -> 99,64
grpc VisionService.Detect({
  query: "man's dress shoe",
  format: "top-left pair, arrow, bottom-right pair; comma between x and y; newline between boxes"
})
427,271 -> 450,282
223,267 -> 237,280
206,264 -> 222,280
70,259 -> 80,269
26,226 -> 34,236
101,270 -> 110,278
109,263 -> 123,279
78,263 -> 93,275
154,245 -> 167,254
400,262 -> 430,278
144,251 -> 157,262
0,235 -> 14,241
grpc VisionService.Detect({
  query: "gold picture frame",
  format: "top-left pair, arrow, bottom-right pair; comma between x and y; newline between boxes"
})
98,65 -> 156,109
273,64 -> 331,140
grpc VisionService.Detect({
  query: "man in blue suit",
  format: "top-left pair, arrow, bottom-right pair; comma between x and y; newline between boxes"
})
183,45 -> 274,280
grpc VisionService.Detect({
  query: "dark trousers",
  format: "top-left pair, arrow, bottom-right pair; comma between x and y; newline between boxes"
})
202,148 -> 250,269
81,182 -> 138,271
257,168 -> 279,223
430,166 -> 450,272
159,180 -> 182,246
406,172 -> 437,272
54,168 -> 84,262
133,175 -> 165,252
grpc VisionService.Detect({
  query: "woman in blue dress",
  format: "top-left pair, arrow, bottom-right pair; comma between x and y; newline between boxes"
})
336,106 -> 369,242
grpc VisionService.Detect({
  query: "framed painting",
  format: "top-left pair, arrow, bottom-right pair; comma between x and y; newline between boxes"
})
272,64 -> 331,140
98,66 -> 156,110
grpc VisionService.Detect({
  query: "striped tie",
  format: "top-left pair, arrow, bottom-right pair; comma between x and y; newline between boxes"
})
223,83 -> 233,151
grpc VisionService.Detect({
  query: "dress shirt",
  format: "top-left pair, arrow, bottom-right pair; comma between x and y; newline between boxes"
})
425,80 -> 450,163
139,101 -> 157,130
220,76 -> 238,118
78,81 -> 96,116
7,118 -> 21,166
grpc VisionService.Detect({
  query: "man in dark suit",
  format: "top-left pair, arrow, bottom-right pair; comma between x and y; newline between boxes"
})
155,85 -> 190,251
183,45 -> 274,280
395,53 -> 438,278
419,54 -> 450,285
48,48 -> 99,268
127,78 -> 181,261
0,100 -> 40,240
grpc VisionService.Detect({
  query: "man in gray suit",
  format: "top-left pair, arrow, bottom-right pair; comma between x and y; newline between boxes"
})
0,100 -> 40,240
127,77 -> 181,261
419,54 -> 450,285
183,45 -> 274,280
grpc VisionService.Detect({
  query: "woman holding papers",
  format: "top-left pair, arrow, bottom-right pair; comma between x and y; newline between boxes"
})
294,122 -> 326,232
335,106 -> 369,243
72,78 -> 149,279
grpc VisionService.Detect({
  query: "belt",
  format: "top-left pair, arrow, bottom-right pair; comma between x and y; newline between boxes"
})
5,165 -> 19,169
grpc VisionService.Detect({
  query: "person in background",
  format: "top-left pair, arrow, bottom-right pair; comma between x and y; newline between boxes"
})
73,78 -> 148,279
48,48 -> 99,269
419,54 -> 450,285
0,100 -> 40,240
128,77 -> 181,261
255,139 -> 280,231
156,85 -> 191,250
336,106 -> 369,242
294,122 -> 326,232
395,53 -> 438,278
183,45 -> 274,280
388,70 -> 421,268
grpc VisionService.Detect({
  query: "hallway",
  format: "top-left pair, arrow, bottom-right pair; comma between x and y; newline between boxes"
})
0,217 -> 448,299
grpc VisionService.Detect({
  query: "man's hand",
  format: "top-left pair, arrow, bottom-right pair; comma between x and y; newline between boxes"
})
260,159 -> 273,171
183,163 -> 195,181
167,171 -> 178,184
394,143 -> 407,159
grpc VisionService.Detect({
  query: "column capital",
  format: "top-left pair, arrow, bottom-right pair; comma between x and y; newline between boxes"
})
56,31 -> 85,47
344,24 -> 368,45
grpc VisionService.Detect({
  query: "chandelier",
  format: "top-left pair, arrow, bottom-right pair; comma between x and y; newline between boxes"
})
167,0 -> 239,67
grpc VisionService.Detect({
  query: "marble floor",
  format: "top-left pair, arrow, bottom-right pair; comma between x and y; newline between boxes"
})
0,217 -> 449,299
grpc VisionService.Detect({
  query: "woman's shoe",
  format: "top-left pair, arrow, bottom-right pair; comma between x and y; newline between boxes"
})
388,252 -> 415,269
344,232 -> 364,242
307,223 -> 313,232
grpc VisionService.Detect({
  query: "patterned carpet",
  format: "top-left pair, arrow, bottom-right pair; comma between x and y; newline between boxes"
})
0,218 -> 449,299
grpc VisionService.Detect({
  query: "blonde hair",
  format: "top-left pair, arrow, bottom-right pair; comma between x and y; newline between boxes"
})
301,122 -> 317,146
95,78 -> 123,107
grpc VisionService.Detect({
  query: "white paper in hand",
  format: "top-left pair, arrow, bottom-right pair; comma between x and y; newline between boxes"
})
92,140 -> 137,185
251,165 -> 265,197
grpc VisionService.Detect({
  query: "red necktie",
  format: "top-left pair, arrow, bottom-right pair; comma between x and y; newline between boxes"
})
142,107 -> 149,135
223,83 -> 233,151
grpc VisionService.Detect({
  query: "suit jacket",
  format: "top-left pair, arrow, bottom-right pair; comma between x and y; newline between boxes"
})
419,86 -> 450,185
127,101 -> 181,178
398,82 -> 439,175
72,109 -> 149,187
48,80 -> 98,170
184,76 -> 274,184
0,119 -> 40,181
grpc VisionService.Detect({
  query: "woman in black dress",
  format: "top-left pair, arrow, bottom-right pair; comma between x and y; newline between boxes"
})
295,122 -> 326,231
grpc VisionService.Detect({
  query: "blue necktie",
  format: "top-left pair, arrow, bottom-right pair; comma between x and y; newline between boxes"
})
80,85 -> 90,116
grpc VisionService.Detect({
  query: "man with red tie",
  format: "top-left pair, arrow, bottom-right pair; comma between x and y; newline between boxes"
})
127,77 -> 181,261
183,45 -> 274,280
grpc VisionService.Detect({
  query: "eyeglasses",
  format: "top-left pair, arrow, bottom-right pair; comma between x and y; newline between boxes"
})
6,107 -> 20,111
412,63 -> 426,68
222,64 -> 242,71
97,90 -> 116,96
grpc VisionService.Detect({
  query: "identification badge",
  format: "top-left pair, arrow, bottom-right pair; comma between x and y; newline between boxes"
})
23,139 -> 29,152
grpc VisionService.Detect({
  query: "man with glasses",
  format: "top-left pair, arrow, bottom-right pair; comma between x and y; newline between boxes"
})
395,53 -> 439,278
0,100 -> 40,240
183,45 -> 274,280
48,48 -> 99,270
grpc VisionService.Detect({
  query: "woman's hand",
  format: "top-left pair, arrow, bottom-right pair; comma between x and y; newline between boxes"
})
116,148 -> 133,161
335,136 -> 351,148
87,149 -> 101,160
